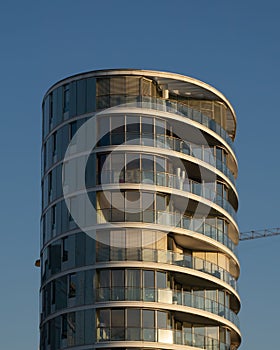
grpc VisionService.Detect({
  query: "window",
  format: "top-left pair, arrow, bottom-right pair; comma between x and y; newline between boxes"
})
111,153 -> 125,183
97,153 -> 109,184
157,311 -> 168,329
97,308 -> 176,343
156,194 -> 166,211
216,182 -> 228,201
143,309 -> 155,341
142,117 -> 154,134
67,313 -> 76,345
96,234 -> 110,262
143,270 -> 154,288
126,154 -> 140,170
112,270 -> 124,287
111,116 -> 125,144
111,191 -> 125,210
62,237 -> 68,262
156,156 -> 165,173
157,271 -> 167,289
127,308 -> 141,340
142,155 -> 154,172
69,121 -> 77,139
142,192 -> 154,222
99,270 -> 110,288
127,309 -> 140,327
48,172 -> 52,202
206,326 -> 218,340
47,321 -> 51,345
111,309 -> 125,327
110,230 -> 125,260
108,76 -> 125,95
63,85 -> 70,113
216,182 -> 223,197
127,269 -> 140,287
125,191 -> 141,221
214,103 -> 222,125
127,116 -> 140,133
126,154 -> 140,183
51,280 -> 56,304
156,119 -> 165,135
68,197 -> 76,223
61,314 -> 67,339
98,309 -> 110,327
216,147 -> 224,162
111,115 -> 125,134
143,309 -> 154,328
194,326 -> 205,348
49,242 -> 61,274
111,309 -> 125,340
49,94 -> 53,128
68,273 -> 76,298
52,132 -> 57,157
51,205 -> 56,230
126,191 -> 140,209
97,117 -> 110,146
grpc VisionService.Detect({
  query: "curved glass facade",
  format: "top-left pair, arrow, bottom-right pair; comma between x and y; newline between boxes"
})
40,69 -> 241,350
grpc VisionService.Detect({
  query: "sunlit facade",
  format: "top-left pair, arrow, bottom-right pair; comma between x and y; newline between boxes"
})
40,69 -> 241,350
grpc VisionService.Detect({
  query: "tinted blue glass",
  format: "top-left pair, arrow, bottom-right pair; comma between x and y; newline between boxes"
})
86,77 -> 96,112
69,81 -> 77,118
77,79 -> 86,115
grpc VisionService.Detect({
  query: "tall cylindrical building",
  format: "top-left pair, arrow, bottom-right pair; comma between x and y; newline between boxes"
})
40,69 -> 241,350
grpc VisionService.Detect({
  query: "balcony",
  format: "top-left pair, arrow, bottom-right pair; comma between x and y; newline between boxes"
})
96,326 -> 231,349
98,170 -> 237,222
96,287 -> 239,328
96,247 -> 238,291
97,208 -> 237,254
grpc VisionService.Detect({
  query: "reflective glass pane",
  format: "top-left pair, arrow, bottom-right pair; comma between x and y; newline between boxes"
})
142,192 -> 154,211
69,274 -> 76,298
143,270 -> 154,287
112,192 -> 125,209
157,271 -> 167,289
127,116 -> 140,133
98,117 -> 110,138
142,117 -> 154,134
143,309 -> 154,328
99,270 -> 110,287
126,191 -> 140,209
156,194 -> 166,211
111,309 -> 124,327
112,270 -> 124,286
157,311 -> 168,329
127,269 -> 140,287
156,119 -> 165,135
111,116 -> 125,133
127,309 -> 140,327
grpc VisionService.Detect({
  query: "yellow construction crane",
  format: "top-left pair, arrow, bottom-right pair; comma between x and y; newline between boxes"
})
240,227 -> 280,241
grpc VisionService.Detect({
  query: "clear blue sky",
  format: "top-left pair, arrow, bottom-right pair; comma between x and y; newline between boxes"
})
0,1 -> 279,349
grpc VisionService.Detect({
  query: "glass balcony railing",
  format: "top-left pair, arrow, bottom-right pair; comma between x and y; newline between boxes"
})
96,326 -> 231,349
103,94 -> 235,151
99,170 -> 237,221
96,287 -> 239,328
97,208 -> 237,254
98,132 -> 236,185
96,247 -> 238,291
